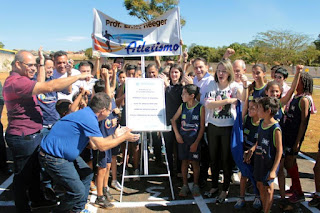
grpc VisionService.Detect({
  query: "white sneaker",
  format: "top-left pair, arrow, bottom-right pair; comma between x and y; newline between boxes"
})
111,180 -> 122,191
133,169 -> 140,181
218,173 -> 224,183
231,173 -> 240,184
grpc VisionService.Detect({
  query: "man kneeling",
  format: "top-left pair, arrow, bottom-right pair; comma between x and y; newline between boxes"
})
39,92 -> 139,213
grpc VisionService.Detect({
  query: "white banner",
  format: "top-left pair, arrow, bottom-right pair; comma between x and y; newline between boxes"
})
92,8 -> 181,57
125,78 -> 169,131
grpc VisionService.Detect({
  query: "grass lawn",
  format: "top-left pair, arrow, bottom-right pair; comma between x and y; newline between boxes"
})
0,72 -> 319,159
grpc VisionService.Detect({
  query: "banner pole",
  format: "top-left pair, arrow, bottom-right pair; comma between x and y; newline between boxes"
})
141,56 -> 145,78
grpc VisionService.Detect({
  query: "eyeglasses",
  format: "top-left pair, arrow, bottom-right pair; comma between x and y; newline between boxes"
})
217,70 -> 227,74
20,61 -> 37,68
274,75 -> 283,79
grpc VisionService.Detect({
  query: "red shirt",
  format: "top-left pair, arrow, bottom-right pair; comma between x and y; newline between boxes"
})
3,71 -> 43,136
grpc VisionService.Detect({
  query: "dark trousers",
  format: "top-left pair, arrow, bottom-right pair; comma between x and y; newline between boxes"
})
163,131 -> 181,174
199,130 -> 210,182
207,124 -> 233,191
152,132 -> 162,162
39,154 -> 93,213
5,132 -> 43,213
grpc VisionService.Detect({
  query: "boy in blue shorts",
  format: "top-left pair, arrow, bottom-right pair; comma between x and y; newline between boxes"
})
94,106 -> 117,209
93,79 -> 119,208
246,97 -> 282,213
171,84 -> 205,197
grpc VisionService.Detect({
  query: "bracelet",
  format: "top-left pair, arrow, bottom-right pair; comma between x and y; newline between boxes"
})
39,64 -> 44,66
112,134 -> 116,139
243,86 -> 248,89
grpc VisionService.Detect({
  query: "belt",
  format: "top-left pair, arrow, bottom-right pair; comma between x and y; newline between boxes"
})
6,131 -> 41,140
39,147 -> 58,158
23,130 -> 41,140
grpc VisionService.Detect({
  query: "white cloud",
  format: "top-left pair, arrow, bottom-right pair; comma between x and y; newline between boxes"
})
58,36 -> 89,42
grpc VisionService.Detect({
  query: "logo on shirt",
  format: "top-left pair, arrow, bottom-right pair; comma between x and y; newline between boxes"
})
105,119 -> 112,129
262,138 -> 269,146
290,105 -> 296,111
254,133 -> 258,139
182,114 -> 186,119
192,153 -> 199,159
192,115 -> 199,120
244,128 -> 250,135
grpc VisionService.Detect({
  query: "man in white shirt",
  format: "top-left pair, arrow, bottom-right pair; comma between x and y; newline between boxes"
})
52,51 -> 82,101
233,59 -> 251,87
183,57 -> 214,188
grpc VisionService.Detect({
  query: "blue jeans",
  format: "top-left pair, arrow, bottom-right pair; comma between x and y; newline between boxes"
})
5,132 -> 43,213
39,153 -> 93,213
40,127 -> 51,138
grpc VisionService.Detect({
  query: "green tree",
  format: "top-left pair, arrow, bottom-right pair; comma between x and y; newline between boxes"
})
253,30 -> 310,65
85,48 -> 93,59
0,42 -> 4,48
298,44 -> 320,66
124,0 -> 186,27
314,34 -> 320,50
188,45 -> 220,62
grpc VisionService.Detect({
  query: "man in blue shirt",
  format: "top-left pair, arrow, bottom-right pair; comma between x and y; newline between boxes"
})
36,55 -> 60,136
39,92 -> 139,213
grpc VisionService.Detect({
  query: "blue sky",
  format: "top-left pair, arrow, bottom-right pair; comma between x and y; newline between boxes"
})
1,0 -> 319,51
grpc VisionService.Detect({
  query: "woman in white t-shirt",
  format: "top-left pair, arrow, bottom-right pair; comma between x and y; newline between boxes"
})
204,60 -> 248,203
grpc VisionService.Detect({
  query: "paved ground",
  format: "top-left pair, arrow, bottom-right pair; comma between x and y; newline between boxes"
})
0,150 -> 319,213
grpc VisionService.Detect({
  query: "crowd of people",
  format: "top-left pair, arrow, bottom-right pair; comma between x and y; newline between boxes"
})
0,47 -> 319,213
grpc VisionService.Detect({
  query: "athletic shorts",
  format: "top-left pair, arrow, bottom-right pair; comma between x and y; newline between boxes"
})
178,141 -> 201,161
254,166 -> 278,186
96,149 -> 112,168
283,134 -> 303,156
111,145 -> 121,156
262,171 -> 275,186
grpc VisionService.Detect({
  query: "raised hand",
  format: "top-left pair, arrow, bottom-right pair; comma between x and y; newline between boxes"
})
240,74 -> 248,87
38,46 -> 44,65
78,72 -> 93,81
223,48 -> 235,59
296,65 -> 304,73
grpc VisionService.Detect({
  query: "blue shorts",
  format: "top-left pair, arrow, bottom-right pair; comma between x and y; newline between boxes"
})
96,150 -> 112,168
254,165 -> 279,186
178,142 -> 201,161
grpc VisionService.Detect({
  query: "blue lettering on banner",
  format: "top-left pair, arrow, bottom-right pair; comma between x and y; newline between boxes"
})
125,41 -> 180,55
